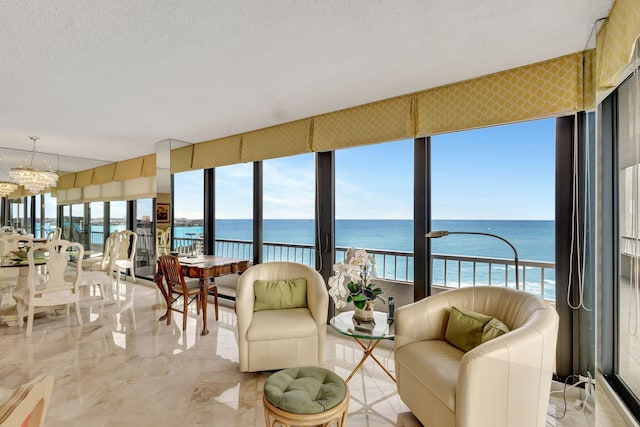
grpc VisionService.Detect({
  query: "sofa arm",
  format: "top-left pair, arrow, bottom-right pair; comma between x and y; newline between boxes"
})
394,291 -> 453,350
235,271 -> 256,371
306,272 -> 329,327
457,311 -> 558,427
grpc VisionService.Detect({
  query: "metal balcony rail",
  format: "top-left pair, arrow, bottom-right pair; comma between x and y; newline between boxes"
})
431,253 -> 555,300
208,238 -> 555,300
621,235 -> 640,257
93,232 -> 555,301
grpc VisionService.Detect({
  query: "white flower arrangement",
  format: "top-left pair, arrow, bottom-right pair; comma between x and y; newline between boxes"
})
327,248 -> 383,309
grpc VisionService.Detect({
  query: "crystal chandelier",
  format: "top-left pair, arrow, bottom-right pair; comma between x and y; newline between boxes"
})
9,137 -> 59,194
0,181 -> 18,197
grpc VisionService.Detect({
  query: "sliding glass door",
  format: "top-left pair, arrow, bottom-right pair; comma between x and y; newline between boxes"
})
615,68 -> 640,408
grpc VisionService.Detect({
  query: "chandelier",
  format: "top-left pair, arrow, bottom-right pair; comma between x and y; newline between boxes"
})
9,137 -> 59,194
0,181 -> 18,198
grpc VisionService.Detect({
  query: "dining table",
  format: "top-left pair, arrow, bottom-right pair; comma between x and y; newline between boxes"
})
0,248 -> 103,325
155,255 -> 249,336
0,249 -> 103,286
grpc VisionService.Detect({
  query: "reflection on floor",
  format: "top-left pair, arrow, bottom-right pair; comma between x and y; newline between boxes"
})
0,280 -> 617,426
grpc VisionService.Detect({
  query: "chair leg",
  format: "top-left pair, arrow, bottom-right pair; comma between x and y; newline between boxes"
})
182,295 -> 188,331
130,267 -> 136,283
26,304 -> 34,338
16,299 -> 25,327
166,295 -> 172,326
74,301 -> 83,326
115,269 -> 121,296
97,281 -> 104,299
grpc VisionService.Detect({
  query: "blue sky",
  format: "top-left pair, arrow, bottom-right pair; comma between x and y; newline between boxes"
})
431,118 -> 555,220
174,118 -> 555,220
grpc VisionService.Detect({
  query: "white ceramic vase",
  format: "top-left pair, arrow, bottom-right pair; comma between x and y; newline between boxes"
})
353,300 -> 376,323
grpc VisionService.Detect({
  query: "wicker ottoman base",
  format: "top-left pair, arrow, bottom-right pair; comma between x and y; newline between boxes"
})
263,367 -> 349,427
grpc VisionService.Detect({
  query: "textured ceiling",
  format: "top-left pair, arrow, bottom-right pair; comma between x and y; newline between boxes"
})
0,0 -> 613,172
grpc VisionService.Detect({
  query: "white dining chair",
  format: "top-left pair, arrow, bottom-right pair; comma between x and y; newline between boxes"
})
82,232 -> 119,272
0,234 -> 34,289
80,233 -> 122,300
13,240 -> 84,338
115,230 -> 137,283
45,227 -> 62,242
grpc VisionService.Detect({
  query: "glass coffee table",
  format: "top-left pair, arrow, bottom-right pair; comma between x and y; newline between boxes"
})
330,310 -> 395,383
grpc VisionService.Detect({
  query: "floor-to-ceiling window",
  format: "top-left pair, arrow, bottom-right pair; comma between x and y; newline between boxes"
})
610,66 -> 640,417
8,198 -> 26,230
109,201 -> 127,234
173,170 -> 204,255
61,205 -> 71,240
43,193 -> 56,237
262,154 -> 315,265
70,203 -> 88,246
88,202 -> 105,250
34,193 -> 56,238
431,119 -> 556,299
335,139 -> 413,270
215,163 -> 253,259
334,139 -> 413,307
34,195 -> 43,238
24,196 -> 32,235
135,198 -> 154,277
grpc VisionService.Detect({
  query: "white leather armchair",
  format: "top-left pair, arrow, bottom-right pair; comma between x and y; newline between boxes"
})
394,286 -> 559,427
236,262 -> 329,372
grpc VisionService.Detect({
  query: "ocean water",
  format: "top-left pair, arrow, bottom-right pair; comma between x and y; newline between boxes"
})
174,219 -> 554,261
169,219 -> 555,298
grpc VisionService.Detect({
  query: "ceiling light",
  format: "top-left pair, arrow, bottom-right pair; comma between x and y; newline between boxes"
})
9,137 -> 59,194
0,181 -> 18,197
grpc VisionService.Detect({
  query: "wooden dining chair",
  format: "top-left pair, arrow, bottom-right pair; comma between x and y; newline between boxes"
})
157,255 -> 213,331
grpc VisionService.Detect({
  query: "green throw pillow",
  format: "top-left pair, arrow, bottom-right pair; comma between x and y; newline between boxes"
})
253,278 -> 307,311
444,305 -> 510,352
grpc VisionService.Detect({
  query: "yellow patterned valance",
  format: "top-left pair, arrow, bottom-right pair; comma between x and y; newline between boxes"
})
597,0 -> 640,89
58,173 -> 77,190
142,154 -> 156,177
417,53 -> 584,136
8,187 -> 29,199
312,96 -> 414,152
241,119 -> 313,163
74,169 -> 94,188
192,135 -> 242,169
170,145 -> 194,174
581,49 -> 596,110
114,157 -> 144,181
92,164 -> 116,185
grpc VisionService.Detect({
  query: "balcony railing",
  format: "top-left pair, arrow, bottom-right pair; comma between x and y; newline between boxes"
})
431,253 -> 555,301
90,232 -> 557,300
208,238 -> 556,300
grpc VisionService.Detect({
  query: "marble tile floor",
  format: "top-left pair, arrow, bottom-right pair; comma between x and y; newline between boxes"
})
0,280 -> 622,426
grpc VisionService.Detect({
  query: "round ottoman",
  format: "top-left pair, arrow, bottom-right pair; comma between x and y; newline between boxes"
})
263,366 -> 349,427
